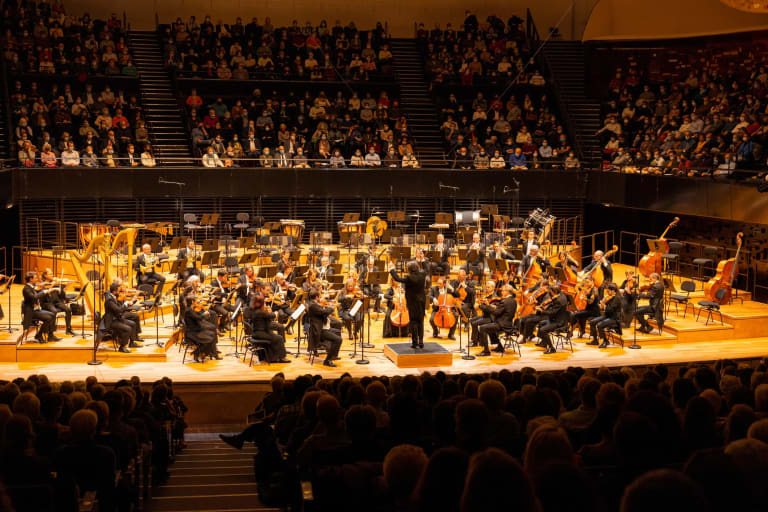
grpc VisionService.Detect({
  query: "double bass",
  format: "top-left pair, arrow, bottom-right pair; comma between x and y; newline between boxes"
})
705,232 -> 743,304
638,217 -> 680,277
580,245 -> 618,288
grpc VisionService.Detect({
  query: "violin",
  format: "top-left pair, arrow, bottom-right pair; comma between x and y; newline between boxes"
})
433,288 -> 456,329
705,232 -> 743,304
639,217 -> 679,277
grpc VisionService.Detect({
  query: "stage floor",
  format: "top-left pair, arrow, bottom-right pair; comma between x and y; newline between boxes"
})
2,264 -> 767,383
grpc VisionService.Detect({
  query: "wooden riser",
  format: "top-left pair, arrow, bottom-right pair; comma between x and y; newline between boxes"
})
15,343 -> 167,363
383,342 -> 453,368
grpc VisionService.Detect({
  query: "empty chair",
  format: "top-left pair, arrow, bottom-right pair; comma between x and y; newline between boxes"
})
696,287 -> 726,326
233,213 -> 250,237
692,246 -> 718,284
668,280 -> 696,318
183,213 -> 202,241
661,241 -> 683,278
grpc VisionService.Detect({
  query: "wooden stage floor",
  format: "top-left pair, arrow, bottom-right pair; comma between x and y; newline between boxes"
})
2,265 -> 768,383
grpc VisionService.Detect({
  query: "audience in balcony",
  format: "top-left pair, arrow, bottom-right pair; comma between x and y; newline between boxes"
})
163,16 -> 392,82
0,374 -> 188,510
184,87 -> 415,167
598,40 -> 768,180
221,359 -> 768,512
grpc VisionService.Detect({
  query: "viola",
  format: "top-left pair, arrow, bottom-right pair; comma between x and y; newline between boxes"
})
433,289 -> 456,329
705,232 -> 743,304
639,217 -> 679,277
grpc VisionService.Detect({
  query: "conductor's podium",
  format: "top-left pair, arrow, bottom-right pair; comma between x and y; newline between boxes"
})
383,342 -> 453,368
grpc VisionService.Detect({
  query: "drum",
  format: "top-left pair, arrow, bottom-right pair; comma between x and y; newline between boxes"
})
337,221 -> 366,234
455,210 -> 480,225
280,219 -> 305,244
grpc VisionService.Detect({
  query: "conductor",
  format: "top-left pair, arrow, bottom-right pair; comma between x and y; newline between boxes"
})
389,260 -> 428,349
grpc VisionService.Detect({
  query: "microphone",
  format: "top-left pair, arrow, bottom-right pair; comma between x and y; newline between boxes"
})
159,177 -> 186,186
439,182 -> 460,191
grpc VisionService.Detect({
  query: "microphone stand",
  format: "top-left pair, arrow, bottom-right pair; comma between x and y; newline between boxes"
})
159,178 -> 187,248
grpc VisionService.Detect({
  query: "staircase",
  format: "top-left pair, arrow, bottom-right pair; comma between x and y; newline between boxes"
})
389,39 -> 446,167
150,436 -> 269,512
0,77 -> 11,163
540,41 -> 602,167
128,30 -> 193,165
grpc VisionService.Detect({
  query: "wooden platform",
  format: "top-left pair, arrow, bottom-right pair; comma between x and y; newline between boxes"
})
383,342 -> 453,368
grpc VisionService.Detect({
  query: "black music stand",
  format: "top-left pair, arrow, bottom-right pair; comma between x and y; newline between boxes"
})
202,239 -> 219,252
456,305 -> 475,360
420,231 -> 438,244
390,246 -> 411,272
382,228 -> 401,243
0,275 -> 14,334
258,265 -> 277,281
200,213 -> 220,234
239,252 -> 258,265
170,236 -> 190,250
238,236 -> 255,250
387,211 -> 405,233
74,282 -> 91,339
169,258 -> 187,278
201,250 -> 220,279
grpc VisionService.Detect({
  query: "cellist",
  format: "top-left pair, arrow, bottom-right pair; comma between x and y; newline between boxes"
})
383,280 -> 408,338
428,277 -> 459,340
470,280 -> 498,347
476,284 -> 517,356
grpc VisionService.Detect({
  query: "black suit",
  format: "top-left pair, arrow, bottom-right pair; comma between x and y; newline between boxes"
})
41,286 -> 72,331
572,286 -> 600,334
101,293 -> 135,347
135,253 -> 166,295
428,285 -> 459,337
582,258 -> 613,284
538,293 -> 569,350
249,308 -> 286,362
471,293 -> 497,346
307,300 -> 342,362
390,268 -> 427,346
635,281 -> 665,331
430,242 -> 451,275
519,254 -> 550,278
478,295 -> 517,351
22,284 -> 56,337
589,295 -> 623,344
450,278 -> 476,322
466,243 -> 485,276
184,307 -> 218,358
176,247 -> 200,280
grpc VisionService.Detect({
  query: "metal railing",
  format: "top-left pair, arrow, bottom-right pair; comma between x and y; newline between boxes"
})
603,162 -> 767,181
579,230 -> 615,267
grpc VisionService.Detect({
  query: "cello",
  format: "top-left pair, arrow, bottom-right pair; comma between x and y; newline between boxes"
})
433,289 -> 457,329
705,232 -> 743,304
638,217 -> 680,277
390,286 -> 410,328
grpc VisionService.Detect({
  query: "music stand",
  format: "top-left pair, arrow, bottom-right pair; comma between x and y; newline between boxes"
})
456,305 -> 475,360
238,252 -> 258,265
420,231 -> 438,244
258,265 -> 277,281
355,297 -> 370,364
169,258 -> 187,276
1,274 -> 15,334
201,251 -> 220,277
170,236 -> 189,250
238,236 -> 255,250
435,212 -> 453,225
382,229 -> 401,243
387,211 -> 405,232
202,239 -> 218,252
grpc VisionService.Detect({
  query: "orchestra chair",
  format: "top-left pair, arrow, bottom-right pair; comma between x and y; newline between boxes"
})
306,326 -> 327,366
233,213 -> 250,237
603,326 -> 623,348
667,280 -> 696,318
183,213 -> 203,242
137,284 -> 159,325
178,320 -> 205,364
551,311 -> 575,353
696,288 -> 726,326
242,324 -> 271,366
16,308 -> 43,346
692,246 -> 718,286
93,311 -> 119,351
246,215 -> 265,236
500,326 -> 522,358
661,241 -> 683,280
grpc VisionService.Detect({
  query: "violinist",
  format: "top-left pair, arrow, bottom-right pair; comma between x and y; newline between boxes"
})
22,272 -> 58,343
114,282 -> 144,345
571,276 -> 600,338
270,273 -> 297,327
303,268 -> 321,294
276,250 -> 294,281
634,272 -> 665,334
40,268 -> 75,336
306,289 -> 342,367
236,264 -> 256,307
430,233 -> 451,275
428,277 -> 459,340
619,270 -> 638,328
248,295 -> 290,363
535,284 -> 569,355
517,277 -> 552,344
211,269 -> 236,333
518,245 -> 550,278
102,282 -> 137,352
588,283 -> 622,348
495,270 -> 520,292
135,243 -> 166,297
383,280 -> 408,338
466,232 -> 485,277
338,278 -> 364,342
177,238 -> 200,281
477,284 -> 517,355
450,269 -> 476,323
359,257 -> 382,313
317,256 -> 334,281
470,280 -> 498,347
413,247 -> 428,272
183,293 -> 222,362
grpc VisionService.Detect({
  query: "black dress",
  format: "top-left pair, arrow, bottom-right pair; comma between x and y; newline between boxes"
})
249,308 -> 287,362
184,308 -> 218,358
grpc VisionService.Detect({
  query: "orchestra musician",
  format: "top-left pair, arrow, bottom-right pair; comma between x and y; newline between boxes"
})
211,269 -> 236,333
276,250 -> 294,281
488,241 -> 515,261
270,272 -> 297,328
521,230 -> 538,256
588,283 -> 623,348
450,269 -> 476,323
236,264 -> 256,308
571,276 -> 600,338
102,282 -> 137,353
338,278 -> 364,342
466,232 -> 485,277
317,247 -> 336,266
518,245 -> 551,278
0,273 -> 7,320
556,251 -> 579,273
476,284 -> 517,355
317,256 -> 334,281
40,268 -> 75,336
183,293 -> 222,362
428,277 -> 459,340
248,295 -> 290,363
619,270 -> 638,328
430,233 -> 451,275
303,268 -> 321,294
470,280 -> 497,347
413,247 -> 428,272
383,280 -> 408,338
634,272 -> 665,334
177,238 -> 201,281
581,250 -> 614,285
114,282 -> 144,345
517,277 -> 552,344
135,243 -> 166,297
389,261 -> 428,349
359,257 -> 382,313
535,284 -> 569,355
22,272 -> 58,343
306,289 -> 343,367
